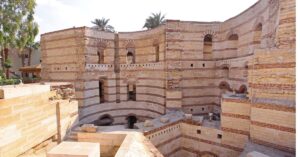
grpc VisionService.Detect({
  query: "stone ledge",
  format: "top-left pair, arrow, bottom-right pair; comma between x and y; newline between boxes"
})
47,141 -> 100,157
0,84 -> 50,99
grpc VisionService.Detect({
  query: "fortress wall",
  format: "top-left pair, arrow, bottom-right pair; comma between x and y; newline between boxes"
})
220,98 -> 250,150
119,26 -> 165,64
0,85 -> 78,157
179,122 -> 241,157
247,48 -> 295,153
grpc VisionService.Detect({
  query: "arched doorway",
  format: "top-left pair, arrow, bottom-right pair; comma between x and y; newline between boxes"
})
126,115 -> 137,129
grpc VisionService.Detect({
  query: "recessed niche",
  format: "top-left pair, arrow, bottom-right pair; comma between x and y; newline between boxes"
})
197,130 -> 201,134
191,64 -> 194,67
202,63 -> 205,67
217,134 -> 222,139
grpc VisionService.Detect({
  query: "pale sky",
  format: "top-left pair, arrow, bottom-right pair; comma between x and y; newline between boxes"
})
34,0 -> 258,40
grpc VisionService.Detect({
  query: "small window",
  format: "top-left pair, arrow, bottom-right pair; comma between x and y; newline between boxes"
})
202,107 -> 204,111
155,45 -> 159,62
191,64 -> 194,67
197,130 -> 201,134
217,134 -> 222,139
127,51 -> 135,64
202,63 -> 205,67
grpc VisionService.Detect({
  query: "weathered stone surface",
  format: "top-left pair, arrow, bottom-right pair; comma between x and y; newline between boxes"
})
47,142 -> 100,157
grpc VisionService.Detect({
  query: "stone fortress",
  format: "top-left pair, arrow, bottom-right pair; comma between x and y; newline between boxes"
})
0,0 -> 295,157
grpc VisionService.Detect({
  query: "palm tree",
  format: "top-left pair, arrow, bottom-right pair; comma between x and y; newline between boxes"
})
143,12 -> 166,29
91,18 -> 115,32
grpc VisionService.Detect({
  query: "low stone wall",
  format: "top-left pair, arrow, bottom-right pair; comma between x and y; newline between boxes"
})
0,83 -> 78,157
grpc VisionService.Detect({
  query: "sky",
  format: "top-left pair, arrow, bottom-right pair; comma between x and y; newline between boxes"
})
34,0 -> 258,41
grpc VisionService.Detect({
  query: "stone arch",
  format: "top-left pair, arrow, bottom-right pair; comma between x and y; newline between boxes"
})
219,81 -> 231,91
228,34 -> 239,40
225,29 -> 239,40
201,30 -> 218,41
94,114 -> 114,126
237,84 -> 247,94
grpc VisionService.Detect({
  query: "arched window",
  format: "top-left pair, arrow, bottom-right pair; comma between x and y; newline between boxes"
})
127,51 -> 135,64
219,81 -> 232,95
227,34 -> 239,57
127,84 -> 136,101
203,34 -> 213,59
254,23 -> 262,48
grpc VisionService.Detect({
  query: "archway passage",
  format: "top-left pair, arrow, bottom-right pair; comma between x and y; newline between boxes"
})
126,115 -> 137,129
94,114 -> 113,126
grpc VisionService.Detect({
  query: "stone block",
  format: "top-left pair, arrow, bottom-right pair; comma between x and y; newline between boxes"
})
81,124 -> 97,133
144,120 -> 154,127
47,141 -> 100,157
185,114 -> 192,120
0,84 -> 50,99
160,117 -> 169,123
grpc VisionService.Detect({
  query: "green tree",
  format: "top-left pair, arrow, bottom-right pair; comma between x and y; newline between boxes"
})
0,0 -> 37,78
16,21 -> 39,67
143,12 -> 166,29
91,18 -> 115,32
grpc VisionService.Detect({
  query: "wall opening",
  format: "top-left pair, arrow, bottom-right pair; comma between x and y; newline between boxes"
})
228,34 -> 239,56
219,81 -> 231,93
203,34 -> 213,59
126,115 -> 137,129
97,49 -> 104,64
254,23 -> 262,48
155,45 -> 159,62
237,84 -> 247,94
127,51 -> 135,64
99,81 -> 105,103
127,84 -> 136,101
222,66 -> 229,78
94,114 -> 113,126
